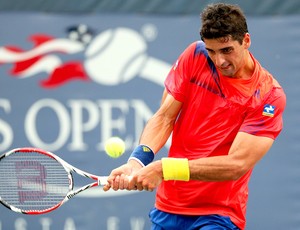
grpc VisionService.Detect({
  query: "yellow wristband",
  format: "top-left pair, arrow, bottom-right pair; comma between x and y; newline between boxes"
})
161,157 -> 190,181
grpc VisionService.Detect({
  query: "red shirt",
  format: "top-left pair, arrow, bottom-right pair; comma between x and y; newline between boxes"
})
155,41 -> 286,229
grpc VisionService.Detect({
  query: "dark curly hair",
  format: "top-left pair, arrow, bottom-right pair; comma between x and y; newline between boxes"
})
200,3 -> 248,44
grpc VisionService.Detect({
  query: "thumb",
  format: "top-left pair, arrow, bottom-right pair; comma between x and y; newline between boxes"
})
103,183 -> 111,192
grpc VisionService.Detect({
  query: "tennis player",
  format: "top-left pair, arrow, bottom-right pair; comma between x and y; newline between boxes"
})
104,3 -> 286,229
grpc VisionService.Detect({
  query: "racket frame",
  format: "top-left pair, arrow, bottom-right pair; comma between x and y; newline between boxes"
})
0,147 -> 108,214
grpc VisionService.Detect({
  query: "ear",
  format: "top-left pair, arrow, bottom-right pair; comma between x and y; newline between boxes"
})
243,33 -> 251,49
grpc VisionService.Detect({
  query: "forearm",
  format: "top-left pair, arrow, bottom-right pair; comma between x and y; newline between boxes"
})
188,155 -> 246,181
138,90 -> 181,153
139,113 -> 174,153
188,133 -> 273,181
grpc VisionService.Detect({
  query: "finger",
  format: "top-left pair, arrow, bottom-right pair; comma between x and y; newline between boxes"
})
106,175 -> 116,185
128,175 -> 140,190
142,181 -> 155,192
103,183 -> 111,192
136,183 -> 144,191
118,174 -> 127,190
123,174 -> 131,189
145,186 -> 154,192
112,175 -> 120,191
107,167 -> 125,184
142,184 -> 152,192
128,181 -> 138,191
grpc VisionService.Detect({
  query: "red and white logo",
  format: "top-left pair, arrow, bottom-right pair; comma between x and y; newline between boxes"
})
0,25 -> 170,88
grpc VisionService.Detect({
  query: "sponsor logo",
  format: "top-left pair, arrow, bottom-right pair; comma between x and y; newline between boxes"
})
262,104 -> 275,117
142,146 -> 151,152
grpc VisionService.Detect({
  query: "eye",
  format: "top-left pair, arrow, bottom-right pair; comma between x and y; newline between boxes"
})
222,48 -> 233,54
206,49 -> 215,55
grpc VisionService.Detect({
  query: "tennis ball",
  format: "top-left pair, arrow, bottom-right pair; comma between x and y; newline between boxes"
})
104,137 -> 126,158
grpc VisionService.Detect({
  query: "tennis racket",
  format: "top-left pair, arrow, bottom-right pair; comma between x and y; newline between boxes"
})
0,147 -> 109,215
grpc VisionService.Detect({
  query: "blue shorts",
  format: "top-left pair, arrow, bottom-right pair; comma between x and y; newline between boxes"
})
149,208 -> 240,230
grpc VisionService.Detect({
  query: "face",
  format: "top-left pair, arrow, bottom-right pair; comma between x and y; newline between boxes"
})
204,34 -> 251,78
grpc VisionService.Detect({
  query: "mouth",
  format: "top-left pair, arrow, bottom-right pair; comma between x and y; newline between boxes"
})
217,64 -> 235,77
218,64 -> 231,70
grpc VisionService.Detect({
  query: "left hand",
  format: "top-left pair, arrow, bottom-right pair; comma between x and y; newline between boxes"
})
130,160 -> 163,192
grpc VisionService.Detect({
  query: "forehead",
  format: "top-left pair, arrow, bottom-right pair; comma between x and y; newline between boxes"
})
204,37 -> 240,50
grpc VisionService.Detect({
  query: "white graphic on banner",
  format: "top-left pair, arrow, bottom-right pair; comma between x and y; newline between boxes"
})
0,26 -> 171,88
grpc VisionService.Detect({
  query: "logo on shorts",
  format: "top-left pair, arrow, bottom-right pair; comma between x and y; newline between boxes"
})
262,104 -> 275,117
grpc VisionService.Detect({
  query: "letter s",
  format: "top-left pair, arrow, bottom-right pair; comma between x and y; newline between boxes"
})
0,99 -> 13,152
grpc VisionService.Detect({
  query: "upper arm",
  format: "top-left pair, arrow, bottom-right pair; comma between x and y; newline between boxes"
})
232,87 -> 285,174
139,89 -> 182,152
240,87 -> 286,139
229,131 -> 274,173
157,88 -> 182,121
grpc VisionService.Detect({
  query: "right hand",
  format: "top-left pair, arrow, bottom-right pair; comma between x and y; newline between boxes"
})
103,159 -> 143,191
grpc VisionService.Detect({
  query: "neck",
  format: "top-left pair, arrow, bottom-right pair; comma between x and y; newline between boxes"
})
234,52 -> 255,80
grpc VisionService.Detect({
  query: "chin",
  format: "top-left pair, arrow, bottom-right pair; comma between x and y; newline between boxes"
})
221,71 -> 235,78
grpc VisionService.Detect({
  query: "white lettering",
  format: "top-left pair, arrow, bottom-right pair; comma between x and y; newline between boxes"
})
19,98 -> 155,152
25,99 -> 70,151
0,99 -> 13,151
40,218 -> 52,230
131,100 -> 154,147
64,218 -> 76,230
107,216 -> 119,230
130,217 -> 145,230
68,100 -> 100,151
1,216 -> 147,229
15,218 -> 27,230
97,100 -> 129,151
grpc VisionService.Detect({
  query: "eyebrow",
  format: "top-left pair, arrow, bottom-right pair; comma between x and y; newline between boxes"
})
206,46 -> 234,52
205,47 -> 214,52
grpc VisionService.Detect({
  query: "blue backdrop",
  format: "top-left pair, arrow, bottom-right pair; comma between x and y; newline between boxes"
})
0,13 -> 299,229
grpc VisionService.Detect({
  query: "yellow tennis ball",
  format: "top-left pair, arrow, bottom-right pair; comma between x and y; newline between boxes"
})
104,137 -> 125,158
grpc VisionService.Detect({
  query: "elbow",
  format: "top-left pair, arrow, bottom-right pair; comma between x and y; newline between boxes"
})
230,170 -> 246,181
229,162 -> 251,181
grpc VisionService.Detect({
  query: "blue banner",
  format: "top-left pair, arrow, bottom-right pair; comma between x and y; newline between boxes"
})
0,13 -> 299,230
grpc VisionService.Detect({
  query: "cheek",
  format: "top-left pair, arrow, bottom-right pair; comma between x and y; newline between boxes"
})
231,52 -> 244,67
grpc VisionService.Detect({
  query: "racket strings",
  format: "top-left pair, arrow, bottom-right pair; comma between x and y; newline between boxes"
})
0,151 -> 70,212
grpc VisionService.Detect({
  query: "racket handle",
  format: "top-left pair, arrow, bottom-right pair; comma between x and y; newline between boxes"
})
98,175 -> 133,186
98,176 -> 109,186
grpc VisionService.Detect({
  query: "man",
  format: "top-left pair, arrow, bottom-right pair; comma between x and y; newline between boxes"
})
103,3 -> 286,229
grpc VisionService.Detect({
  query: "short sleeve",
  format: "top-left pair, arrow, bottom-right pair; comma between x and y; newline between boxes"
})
240,87 -> 286,139
164,42 -> 197,102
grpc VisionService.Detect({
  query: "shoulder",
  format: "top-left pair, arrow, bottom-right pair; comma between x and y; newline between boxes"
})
180,41 -> 209,58
262,71 -> 286,107
259,80 -> 286,118
268,86 -> 286,111
252,57 -> 286,102
194,41 -> 208,55
175,41 -> 211,71
187,41 -> 209,57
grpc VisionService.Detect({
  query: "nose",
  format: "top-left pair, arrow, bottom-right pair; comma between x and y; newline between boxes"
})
214,53 -> 226,67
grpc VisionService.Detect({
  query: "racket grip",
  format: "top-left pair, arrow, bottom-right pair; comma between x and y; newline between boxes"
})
98,176 -> 109,186
98,175 -> 133,186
